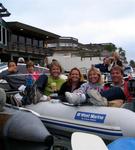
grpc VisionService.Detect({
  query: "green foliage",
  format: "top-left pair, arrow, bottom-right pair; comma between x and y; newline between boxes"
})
118,47 -> 125,57
119,47 -> 123,52
130,60 -> 135,68
104,44 -> 117,52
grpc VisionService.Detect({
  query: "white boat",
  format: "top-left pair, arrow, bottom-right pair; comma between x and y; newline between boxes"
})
21,100 -> 135,141
1,63 -> 135,141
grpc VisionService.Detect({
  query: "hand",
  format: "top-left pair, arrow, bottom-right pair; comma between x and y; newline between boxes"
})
109,57 -> 114,61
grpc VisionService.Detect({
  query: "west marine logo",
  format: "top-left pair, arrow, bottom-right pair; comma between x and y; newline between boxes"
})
75,111 -> 106,123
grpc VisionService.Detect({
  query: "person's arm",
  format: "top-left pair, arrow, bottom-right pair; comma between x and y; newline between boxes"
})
95,64 -> 100,69
0,64 -> 17,79
58,82 -> 69,102
117,60 -> 123,67
0,70 -> 8,79
74,82 -> 88,94
108,62 -> 114,71
108,57 -> 115,71
36,74 -> 48,93
58,82 -> 67,96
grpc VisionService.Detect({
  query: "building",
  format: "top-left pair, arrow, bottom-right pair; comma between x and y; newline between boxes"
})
0,3 -> 60,63
0,3 -> 10,62
7,22 -> 60,63
46,37 -> 117,71
0,3 -> 127,70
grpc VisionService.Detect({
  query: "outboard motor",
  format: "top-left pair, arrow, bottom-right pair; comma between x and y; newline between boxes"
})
3,111 -> 53,147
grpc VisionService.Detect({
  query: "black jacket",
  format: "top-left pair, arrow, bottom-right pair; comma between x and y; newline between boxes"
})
58,81 -> 85,102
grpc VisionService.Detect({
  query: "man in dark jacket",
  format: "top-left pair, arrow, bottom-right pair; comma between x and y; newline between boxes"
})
0,60 -> 26,90
95,57 -> 110,73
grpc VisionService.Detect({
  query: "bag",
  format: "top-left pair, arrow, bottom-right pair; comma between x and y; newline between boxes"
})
87,89 -> 108,106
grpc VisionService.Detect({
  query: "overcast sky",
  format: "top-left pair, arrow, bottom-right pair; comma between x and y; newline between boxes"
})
2,0 -> 135,62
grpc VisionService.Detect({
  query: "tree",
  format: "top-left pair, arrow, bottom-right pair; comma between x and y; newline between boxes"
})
129,60 -> 135,68
104,44 -> 117,52
118,47 -> 125,57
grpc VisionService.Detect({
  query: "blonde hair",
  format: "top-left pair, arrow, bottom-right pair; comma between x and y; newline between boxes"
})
112,52 -> 120,60
87,66 -> 103,84
26,60 -> 34,68
49,61 -> 63,75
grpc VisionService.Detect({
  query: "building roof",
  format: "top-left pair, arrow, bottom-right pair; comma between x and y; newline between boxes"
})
7,21 -> 60,40
0,3 -> 11,17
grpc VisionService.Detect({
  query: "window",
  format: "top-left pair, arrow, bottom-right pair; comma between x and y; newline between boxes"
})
39,40 -> 43,47
33,39 -> 38,46
47,43 -> 57,48
7,30 -> 10,43
73,43 -> 78,47
11,34 -> 17,43
26,38 -> 32,45
59,42 -> 74,47
0,25 -> 1,43
59,43 -> 66,47
2,27 -> 7,45
19,36 -> 25,44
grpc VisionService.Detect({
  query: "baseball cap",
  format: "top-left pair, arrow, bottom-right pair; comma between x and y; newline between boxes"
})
18,57 -> 25,63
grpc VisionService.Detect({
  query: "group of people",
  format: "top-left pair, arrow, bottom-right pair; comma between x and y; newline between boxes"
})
94,52 -> 123,74
0,54 -> 133,109
0,58 -> 41,89
64,65 -> 128,107
0,58 -> 47,106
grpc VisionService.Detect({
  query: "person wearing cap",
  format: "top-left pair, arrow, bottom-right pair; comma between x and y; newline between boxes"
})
17,57 -> 27,73
0,60 -> 26,90
18,57 -> 25,63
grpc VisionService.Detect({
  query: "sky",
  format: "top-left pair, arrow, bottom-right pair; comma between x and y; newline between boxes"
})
1,0 -> 135,62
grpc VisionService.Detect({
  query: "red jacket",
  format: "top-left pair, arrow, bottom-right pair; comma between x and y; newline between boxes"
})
124,80 -> 132,102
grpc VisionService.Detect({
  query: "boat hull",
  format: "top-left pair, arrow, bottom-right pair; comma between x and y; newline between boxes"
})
25,101 -> 135,140
0,105 -> 53,145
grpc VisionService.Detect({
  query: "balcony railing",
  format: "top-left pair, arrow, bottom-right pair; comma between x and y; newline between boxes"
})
7,42 -> 53,56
